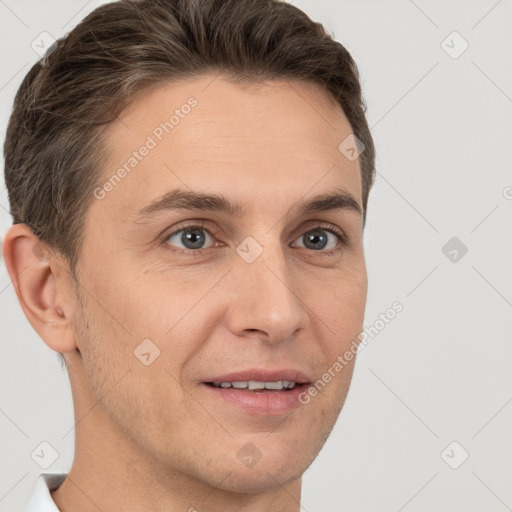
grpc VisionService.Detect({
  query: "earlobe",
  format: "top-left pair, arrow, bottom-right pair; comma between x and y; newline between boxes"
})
2,223 -> 78,354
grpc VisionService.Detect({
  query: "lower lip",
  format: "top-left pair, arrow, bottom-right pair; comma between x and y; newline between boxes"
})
202,383 -> 309,415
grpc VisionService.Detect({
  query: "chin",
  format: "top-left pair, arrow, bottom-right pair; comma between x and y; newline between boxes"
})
208,439 -> 315,494
213,462 -> 306,495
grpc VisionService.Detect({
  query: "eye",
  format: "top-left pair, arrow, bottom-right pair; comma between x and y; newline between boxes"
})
292,226 -> 344,252
165,225 -> 216,251
162,222 -> 347,256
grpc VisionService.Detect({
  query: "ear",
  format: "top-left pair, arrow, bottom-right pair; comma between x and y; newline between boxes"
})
2,223 -> 78,354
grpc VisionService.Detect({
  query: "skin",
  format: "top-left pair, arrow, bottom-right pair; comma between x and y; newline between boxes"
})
3,75 -> 367,512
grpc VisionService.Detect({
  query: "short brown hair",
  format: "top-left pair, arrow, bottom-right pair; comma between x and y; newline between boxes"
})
4,0 -> 375,276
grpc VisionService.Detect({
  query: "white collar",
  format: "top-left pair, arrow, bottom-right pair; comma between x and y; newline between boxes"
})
24,473 -> 67,512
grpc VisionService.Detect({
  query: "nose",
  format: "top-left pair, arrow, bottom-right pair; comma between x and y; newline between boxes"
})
226,240 -> 310,345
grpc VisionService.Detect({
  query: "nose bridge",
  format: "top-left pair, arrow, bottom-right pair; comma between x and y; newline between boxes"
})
228,233 -> 309,342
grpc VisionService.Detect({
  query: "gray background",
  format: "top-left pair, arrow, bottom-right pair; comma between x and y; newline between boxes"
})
1,0 -> 511,511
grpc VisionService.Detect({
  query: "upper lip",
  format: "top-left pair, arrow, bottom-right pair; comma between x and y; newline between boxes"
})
204,368 -> 312,385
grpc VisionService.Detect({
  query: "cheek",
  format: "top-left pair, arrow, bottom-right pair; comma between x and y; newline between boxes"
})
74,295 -> 188,442
314,270 -> 367,337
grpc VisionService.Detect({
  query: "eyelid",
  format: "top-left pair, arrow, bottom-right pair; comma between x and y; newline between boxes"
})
296,221 -> 348,245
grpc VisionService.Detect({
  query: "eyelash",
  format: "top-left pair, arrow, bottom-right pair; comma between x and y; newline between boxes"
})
161,220 -> 349,257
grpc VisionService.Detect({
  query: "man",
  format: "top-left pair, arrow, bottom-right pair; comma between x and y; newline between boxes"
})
2,0 -> 375,510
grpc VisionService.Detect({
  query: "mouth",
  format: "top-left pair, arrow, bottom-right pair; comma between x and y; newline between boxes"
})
204,380 -> 305,391
200,371 -> 312,415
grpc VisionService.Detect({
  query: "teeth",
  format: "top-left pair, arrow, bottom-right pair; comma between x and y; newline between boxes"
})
264,381 -> 283,390
248,380 -> 265,390
214,380 -> 297,389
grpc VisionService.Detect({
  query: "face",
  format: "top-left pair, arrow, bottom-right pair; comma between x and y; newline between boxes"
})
72,76 -> 367,492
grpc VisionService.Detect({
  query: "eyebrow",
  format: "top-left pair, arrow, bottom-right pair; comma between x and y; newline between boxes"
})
133,187 -> 362,221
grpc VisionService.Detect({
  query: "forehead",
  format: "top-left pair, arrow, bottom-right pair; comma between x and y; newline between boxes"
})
94,75 -> 362,223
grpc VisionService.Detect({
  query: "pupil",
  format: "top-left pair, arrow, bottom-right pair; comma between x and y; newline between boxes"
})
182,228 -> 205,249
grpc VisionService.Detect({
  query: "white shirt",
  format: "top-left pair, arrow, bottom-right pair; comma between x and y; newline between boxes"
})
23,473 -> 67,512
